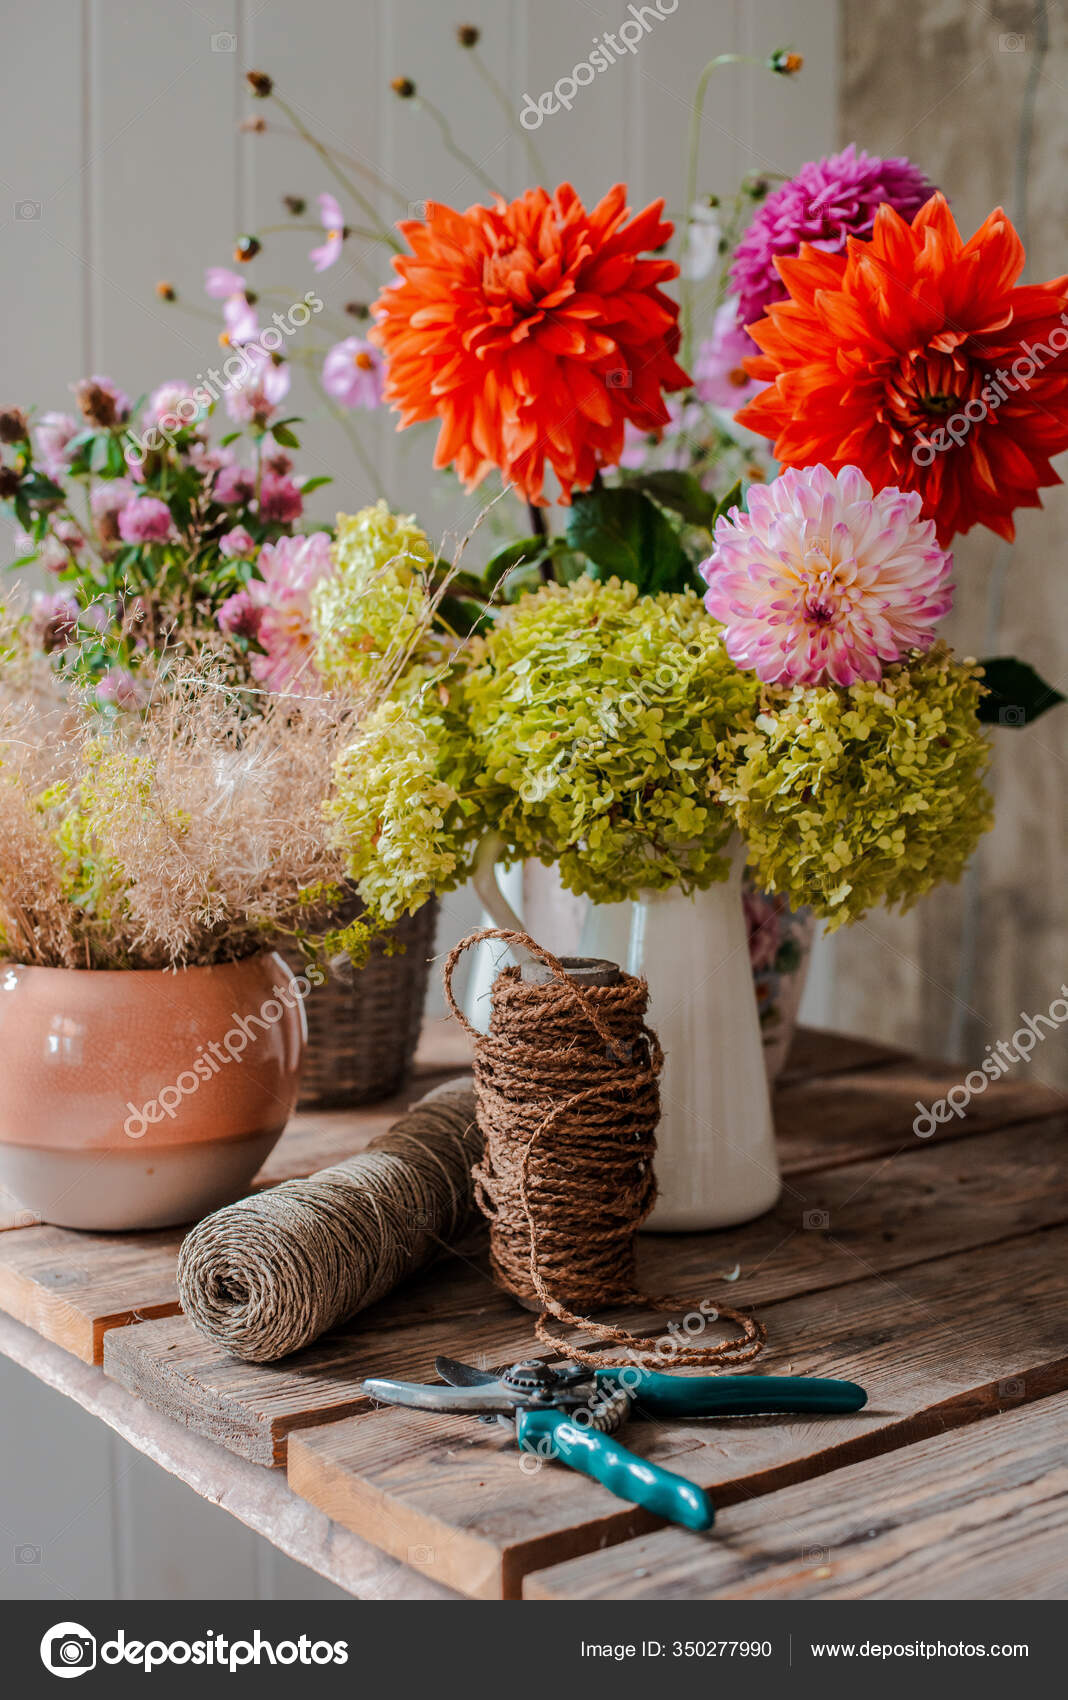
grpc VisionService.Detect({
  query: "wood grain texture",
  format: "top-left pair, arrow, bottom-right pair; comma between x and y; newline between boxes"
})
105,1109 -> 1067,1457
286,1226 -> 1068,1598
0,1309 -> 454,1600
524,1391 -> 1068,1601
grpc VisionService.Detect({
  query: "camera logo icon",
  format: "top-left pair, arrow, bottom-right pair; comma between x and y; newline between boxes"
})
211,31 -> 237,52
803,1208 -> 830,1230
605,368 -> 632,388
40,1623 -> 96,1679
14,200 -> 42,221
998,704 -> 1026,726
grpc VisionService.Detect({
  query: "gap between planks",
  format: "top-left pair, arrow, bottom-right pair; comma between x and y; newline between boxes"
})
286,1224 -> 1068,1599
522,1390 -> 1068,1601
104,1115 -> 1068,1469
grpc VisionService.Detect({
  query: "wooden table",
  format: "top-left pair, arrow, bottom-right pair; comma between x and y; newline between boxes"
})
0,1023 -> 1064,1602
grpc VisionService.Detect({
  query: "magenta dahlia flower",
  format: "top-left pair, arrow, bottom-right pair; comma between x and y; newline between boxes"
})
700,464 -> 953,687
729,146 -> 934,332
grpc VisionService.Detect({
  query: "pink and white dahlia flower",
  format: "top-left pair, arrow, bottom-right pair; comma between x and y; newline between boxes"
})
700,464 -> 953,686
250,531 -> 333,693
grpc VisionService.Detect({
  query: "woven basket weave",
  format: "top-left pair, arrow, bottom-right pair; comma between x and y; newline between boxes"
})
283,899 -> 438,1109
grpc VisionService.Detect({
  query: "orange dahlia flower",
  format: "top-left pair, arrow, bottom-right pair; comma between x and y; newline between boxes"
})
736,193 -> 1068,544
370,183 -> 690,505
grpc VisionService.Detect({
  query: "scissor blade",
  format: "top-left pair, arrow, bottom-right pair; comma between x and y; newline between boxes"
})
363,1376 -> 517,1416
434,1355 -> 500,1388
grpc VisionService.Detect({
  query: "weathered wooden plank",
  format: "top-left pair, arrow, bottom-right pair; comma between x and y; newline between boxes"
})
524,1391 -> 1068,1600
774,1056 -> 1065,1174
287,1227 -> 1068,1599
105,1115 -> 1067,1453
0,1309 -> 455,1601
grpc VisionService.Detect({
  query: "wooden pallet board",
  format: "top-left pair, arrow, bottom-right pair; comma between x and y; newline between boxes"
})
285,1224 -> 1068,1598
104,1110 -> 1067,1462
524,1391 -> 1068,1600
0,1025 -> 950,1362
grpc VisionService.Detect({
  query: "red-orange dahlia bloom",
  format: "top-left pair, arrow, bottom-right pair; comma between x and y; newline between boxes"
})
370,183 -> 691,505
736,193 -> 1068,543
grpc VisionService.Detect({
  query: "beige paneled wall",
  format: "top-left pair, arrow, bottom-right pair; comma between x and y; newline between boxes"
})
0,0 -> 840,1603
836,0 -> 1067,1085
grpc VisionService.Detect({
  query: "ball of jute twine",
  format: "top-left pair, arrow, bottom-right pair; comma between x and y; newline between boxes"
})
444,928 -> 766,1369
177,1080 -> 479,1363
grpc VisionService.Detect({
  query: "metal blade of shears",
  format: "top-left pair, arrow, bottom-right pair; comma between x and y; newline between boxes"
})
434,1356 -> 500,1388
362,1375 -> 519,1416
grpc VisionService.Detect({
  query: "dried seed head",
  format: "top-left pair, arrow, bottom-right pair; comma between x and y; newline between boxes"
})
233,234 -> 261,263
282,195 -> 306,216
0,408 -> 28,444
246,70 -> 273,97
457,24 -> 480,47
155,280 -> 176,301
391,76 -> 416,98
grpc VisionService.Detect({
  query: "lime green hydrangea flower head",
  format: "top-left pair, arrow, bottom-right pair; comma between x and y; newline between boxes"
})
716,645 -> 994,928
462,576 -> 760,903
325,671 -> 483,930
312,500 -> 436,692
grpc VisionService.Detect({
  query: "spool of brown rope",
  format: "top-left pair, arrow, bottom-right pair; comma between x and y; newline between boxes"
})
177,1081 -> 479,1362
443,929 -> 765,1368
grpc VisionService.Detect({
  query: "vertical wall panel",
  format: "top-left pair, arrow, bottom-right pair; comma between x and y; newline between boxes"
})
87,1 -> 242,408
0,0 -> 842,1601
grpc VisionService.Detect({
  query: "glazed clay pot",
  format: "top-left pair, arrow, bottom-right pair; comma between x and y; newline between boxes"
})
0,951 -> 306,1230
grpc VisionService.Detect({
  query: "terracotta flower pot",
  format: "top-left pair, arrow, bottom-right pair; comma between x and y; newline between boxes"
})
0,951 -> 307,1230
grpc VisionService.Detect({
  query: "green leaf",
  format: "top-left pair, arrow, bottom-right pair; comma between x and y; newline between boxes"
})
711,480 -> 743,526
484,536 -> 546,580
270,423 -> 301,449
436,593 -> 492,636
566,483 -> 691,595
623,470 -> 717,526
298,475 -> 333,494
977,656 -> 1066,726
219,431 -> 242,448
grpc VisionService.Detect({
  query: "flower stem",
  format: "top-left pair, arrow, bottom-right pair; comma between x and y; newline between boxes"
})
412,96 -> 503,199
268,91 -> 402,251
680,52 -> 757,367
467,47 -> 547,182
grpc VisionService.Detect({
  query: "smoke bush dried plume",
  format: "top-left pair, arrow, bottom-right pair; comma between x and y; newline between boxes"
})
0,649 -> 353,970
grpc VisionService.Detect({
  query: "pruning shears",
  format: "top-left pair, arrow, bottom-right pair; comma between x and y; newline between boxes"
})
363,1356 -> 868,1532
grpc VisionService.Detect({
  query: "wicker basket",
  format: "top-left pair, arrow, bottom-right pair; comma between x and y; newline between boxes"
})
283,899 -> 439,1109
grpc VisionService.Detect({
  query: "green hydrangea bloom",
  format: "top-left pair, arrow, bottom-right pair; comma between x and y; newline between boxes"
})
460,577 -> 760,902
716,645 -> 994,929
325,669 -> 483,930
312,500 -> 436,692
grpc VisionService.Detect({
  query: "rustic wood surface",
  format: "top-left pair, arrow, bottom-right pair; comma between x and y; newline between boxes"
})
0,1026 -> 923,1363
286,1224 -> 1068,1599
104,1114 -> 1066,1465
1,1023 -> 1064,1601
523,1392 -> 1068,1601
0,1308 -> 455,1601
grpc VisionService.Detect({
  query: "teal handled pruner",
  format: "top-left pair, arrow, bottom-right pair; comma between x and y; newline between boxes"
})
362,1356 -> 867,1533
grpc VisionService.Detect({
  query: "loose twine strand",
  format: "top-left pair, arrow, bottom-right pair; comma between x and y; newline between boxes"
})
444,928 -> 765,1368
177,1082 -> 480,1362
